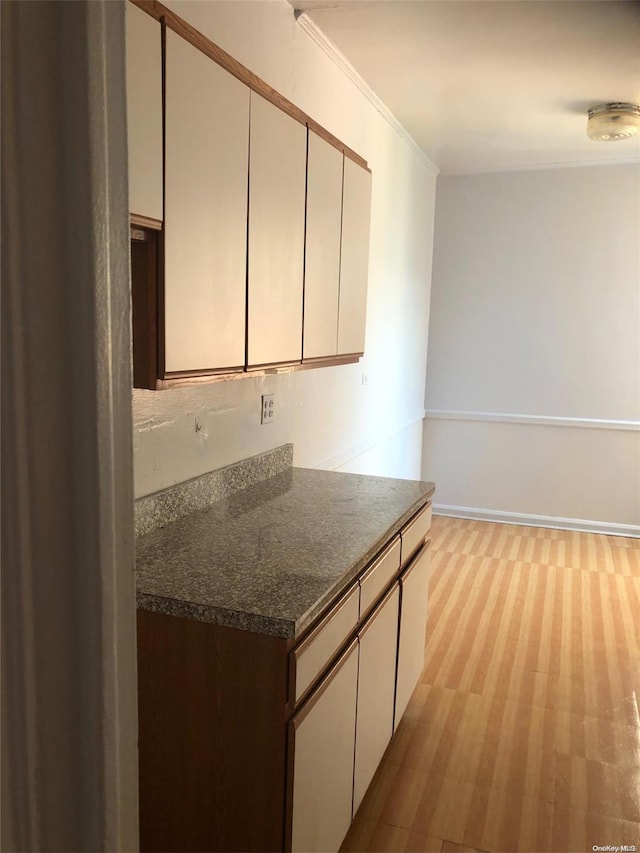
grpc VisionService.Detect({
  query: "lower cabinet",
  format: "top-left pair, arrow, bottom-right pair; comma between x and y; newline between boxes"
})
289,641 -> 359,853
353,584 -> 400,814
137,504 -> 433,853
395,541 -> 431,730
289,585 -> 402,853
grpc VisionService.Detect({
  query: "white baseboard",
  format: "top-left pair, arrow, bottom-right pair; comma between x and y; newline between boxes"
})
433,504 -> 640,539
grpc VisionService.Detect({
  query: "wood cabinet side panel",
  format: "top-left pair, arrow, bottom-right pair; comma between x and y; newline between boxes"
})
248,94 -> 307,366
303,133 -> 343,360
131,229 -> 160,389
137,610 -> 288,852
126,3 -> 163,221
164,31 -> 249,373
337,160 -> 372,356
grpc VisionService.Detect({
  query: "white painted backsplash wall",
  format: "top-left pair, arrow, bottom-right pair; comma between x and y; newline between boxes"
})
423,164 -> 640,534
132,0 -> 436,499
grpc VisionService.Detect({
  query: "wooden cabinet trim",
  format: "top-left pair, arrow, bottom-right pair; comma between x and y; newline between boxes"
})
146,355 -> 362,390
164,365 -> 246,379
299,353 -> 363,368
128,0 -> 369,170
130,213 -> 162,230
245,359 -> 302,372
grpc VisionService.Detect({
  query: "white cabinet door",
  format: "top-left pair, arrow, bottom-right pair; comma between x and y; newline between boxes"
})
164,30 -> 249,373
337,158 -> 372,356
353,585 -> 399,814
303,132 -> 343,359
247,94 -> 306,366
126,3 -> 163,222
394,543 -> 431,730
290,641 -> 358,853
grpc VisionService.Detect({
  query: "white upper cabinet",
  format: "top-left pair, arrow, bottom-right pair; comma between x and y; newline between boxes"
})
247,94 -> 307,367
303,133 -> 344,360
164,30 -> 250,373
127,2 -> 372,387
337,159 -> 372,356
126,3 -> 163,222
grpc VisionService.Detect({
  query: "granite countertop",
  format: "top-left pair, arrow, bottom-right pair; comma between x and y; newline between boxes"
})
136,467 -> 435,640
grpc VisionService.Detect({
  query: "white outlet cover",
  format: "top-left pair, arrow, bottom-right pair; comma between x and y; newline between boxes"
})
261,394 -> 275,425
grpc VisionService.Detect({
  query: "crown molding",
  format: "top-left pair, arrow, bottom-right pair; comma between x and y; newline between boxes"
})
440,157 -> 640,177
294,11 -> 439,177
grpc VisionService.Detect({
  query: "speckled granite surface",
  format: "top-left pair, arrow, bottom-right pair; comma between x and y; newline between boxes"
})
135,444 -> 293,537
136,467 -> 435,639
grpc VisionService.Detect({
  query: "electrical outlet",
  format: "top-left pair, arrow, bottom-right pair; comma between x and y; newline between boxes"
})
261,394 -> 275,425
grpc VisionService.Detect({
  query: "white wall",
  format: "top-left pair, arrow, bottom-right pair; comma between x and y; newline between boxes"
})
422,164 -> 640,533
132,0 -> 436,498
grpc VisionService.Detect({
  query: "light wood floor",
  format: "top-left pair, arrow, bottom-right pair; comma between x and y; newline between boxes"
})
341,515 -> 640,853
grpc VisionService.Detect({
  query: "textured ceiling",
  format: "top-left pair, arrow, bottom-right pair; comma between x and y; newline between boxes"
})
291,0 -> 640,172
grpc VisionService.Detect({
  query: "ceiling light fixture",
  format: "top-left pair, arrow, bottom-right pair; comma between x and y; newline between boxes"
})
586,103 -> 640,141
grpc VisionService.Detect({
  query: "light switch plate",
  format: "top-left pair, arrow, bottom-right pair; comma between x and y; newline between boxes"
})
261,394 -> 275,425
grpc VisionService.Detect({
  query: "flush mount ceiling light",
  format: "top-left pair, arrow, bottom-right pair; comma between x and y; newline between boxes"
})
587,103 -> 640,141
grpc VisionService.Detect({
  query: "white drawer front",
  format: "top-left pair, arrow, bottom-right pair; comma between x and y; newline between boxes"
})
293,583 -> 360,703
401,501 -> 432,564
359,536 -> 401,616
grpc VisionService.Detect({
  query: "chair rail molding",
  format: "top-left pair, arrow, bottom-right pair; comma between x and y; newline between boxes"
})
425,409 -> 640,431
